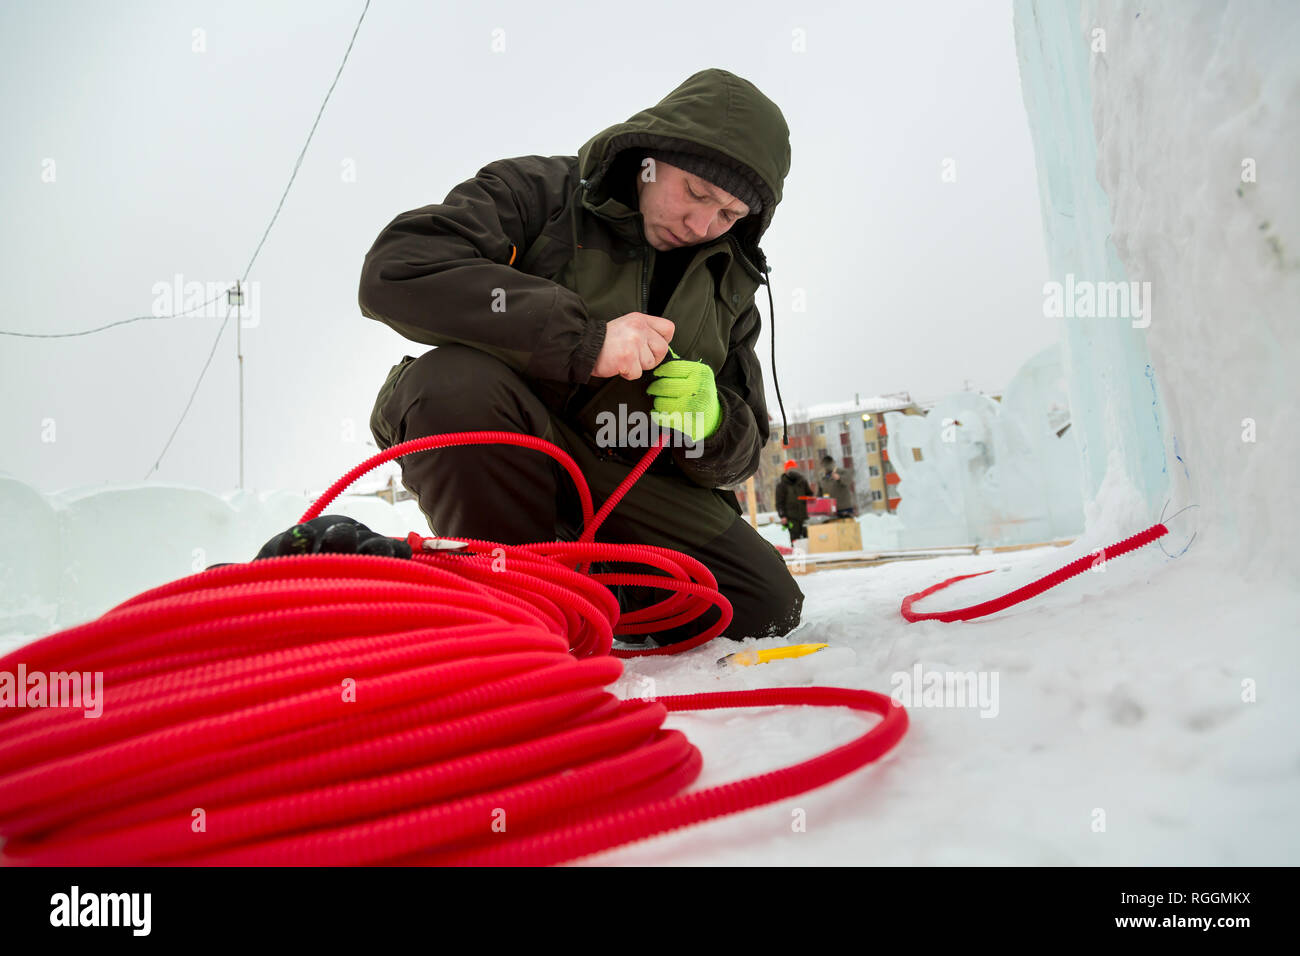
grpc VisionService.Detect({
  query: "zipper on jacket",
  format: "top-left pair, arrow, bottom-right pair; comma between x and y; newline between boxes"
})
729,235 -> 765,283
582,194 -> 652,312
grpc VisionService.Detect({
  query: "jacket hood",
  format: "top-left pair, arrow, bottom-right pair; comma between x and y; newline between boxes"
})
569,69 -> 794,448
576,68 -> 791,270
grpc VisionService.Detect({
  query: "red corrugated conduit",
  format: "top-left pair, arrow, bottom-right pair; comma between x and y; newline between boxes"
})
0,432 -> 907,865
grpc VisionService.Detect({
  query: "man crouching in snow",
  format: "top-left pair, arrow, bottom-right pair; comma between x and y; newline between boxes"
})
291,70 -> 802,646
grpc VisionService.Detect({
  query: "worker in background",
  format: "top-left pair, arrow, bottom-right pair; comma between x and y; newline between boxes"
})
775,460 -> 813,545
818,454 -> 857,519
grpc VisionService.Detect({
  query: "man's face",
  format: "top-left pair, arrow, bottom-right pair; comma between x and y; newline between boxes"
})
635,158 -> 750,251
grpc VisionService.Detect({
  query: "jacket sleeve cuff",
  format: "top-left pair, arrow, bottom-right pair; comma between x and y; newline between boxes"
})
522,285 -> 606,384
571,313 -> 606,383
667,386 -> 760,489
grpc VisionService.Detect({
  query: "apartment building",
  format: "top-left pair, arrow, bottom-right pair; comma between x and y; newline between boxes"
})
732,393 -> 924,515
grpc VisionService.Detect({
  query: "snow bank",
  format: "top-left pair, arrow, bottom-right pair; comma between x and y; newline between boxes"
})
1088,0 -> 1300,584
0,473 -> 430,636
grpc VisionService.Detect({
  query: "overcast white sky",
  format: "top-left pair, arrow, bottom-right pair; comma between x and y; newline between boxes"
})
0,0 -> 1053,496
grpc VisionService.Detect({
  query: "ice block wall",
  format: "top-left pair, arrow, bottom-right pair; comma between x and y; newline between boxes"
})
1012,0 -> 1171,535
886,345 -> 1084,549
1012,0 -> 1299,581
0,474 -> 431,639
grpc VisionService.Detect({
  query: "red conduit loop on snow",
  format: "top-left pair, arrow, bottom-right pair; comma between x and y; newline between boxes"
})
0,430 -> 908,866
306,430 -> 731,658
901,523 -> 1169,623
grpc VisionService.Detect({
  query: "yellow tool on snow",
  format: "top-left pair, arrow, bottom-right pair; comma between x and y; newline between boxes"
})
717,643 -> 829,667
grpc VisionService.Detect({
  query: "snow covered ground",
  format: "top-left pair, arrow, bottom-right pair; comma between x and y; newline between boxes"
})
591,536 -> 1299,865
2,497 -> 1293,866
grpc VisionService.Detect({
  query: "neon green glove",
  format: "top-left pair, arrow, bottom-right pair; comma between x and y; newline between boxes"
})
647,356 -> 722,442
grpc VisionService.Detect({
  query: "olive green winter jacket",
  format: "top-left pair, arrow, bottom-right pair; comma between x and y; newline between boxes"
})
358,68 -> 791,492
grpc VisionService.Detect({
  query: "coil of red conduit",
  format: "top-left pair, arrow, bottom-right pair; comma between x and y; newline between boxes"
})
0,431 -> 907,866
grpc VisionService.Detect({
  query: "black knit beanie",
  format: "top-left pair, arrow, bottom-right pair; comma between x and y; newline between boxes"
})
643,148 -> 763,217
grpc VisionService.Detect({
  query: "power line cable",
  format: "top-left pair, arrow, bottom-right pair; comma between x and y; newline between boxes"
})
1,0 -> 371,342
0,291 -> 229,338
139,0 -> 371,479
143,302 -> 236,480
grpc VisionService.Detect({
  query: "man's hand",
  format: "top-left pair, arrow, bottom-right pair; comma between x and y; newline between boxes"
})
591,312 -> 675,380
647,359 -> 721,442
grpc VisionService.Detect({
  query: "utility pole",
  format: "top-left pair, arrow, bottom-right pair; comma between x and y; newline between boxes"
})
229,281 -> 246,489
